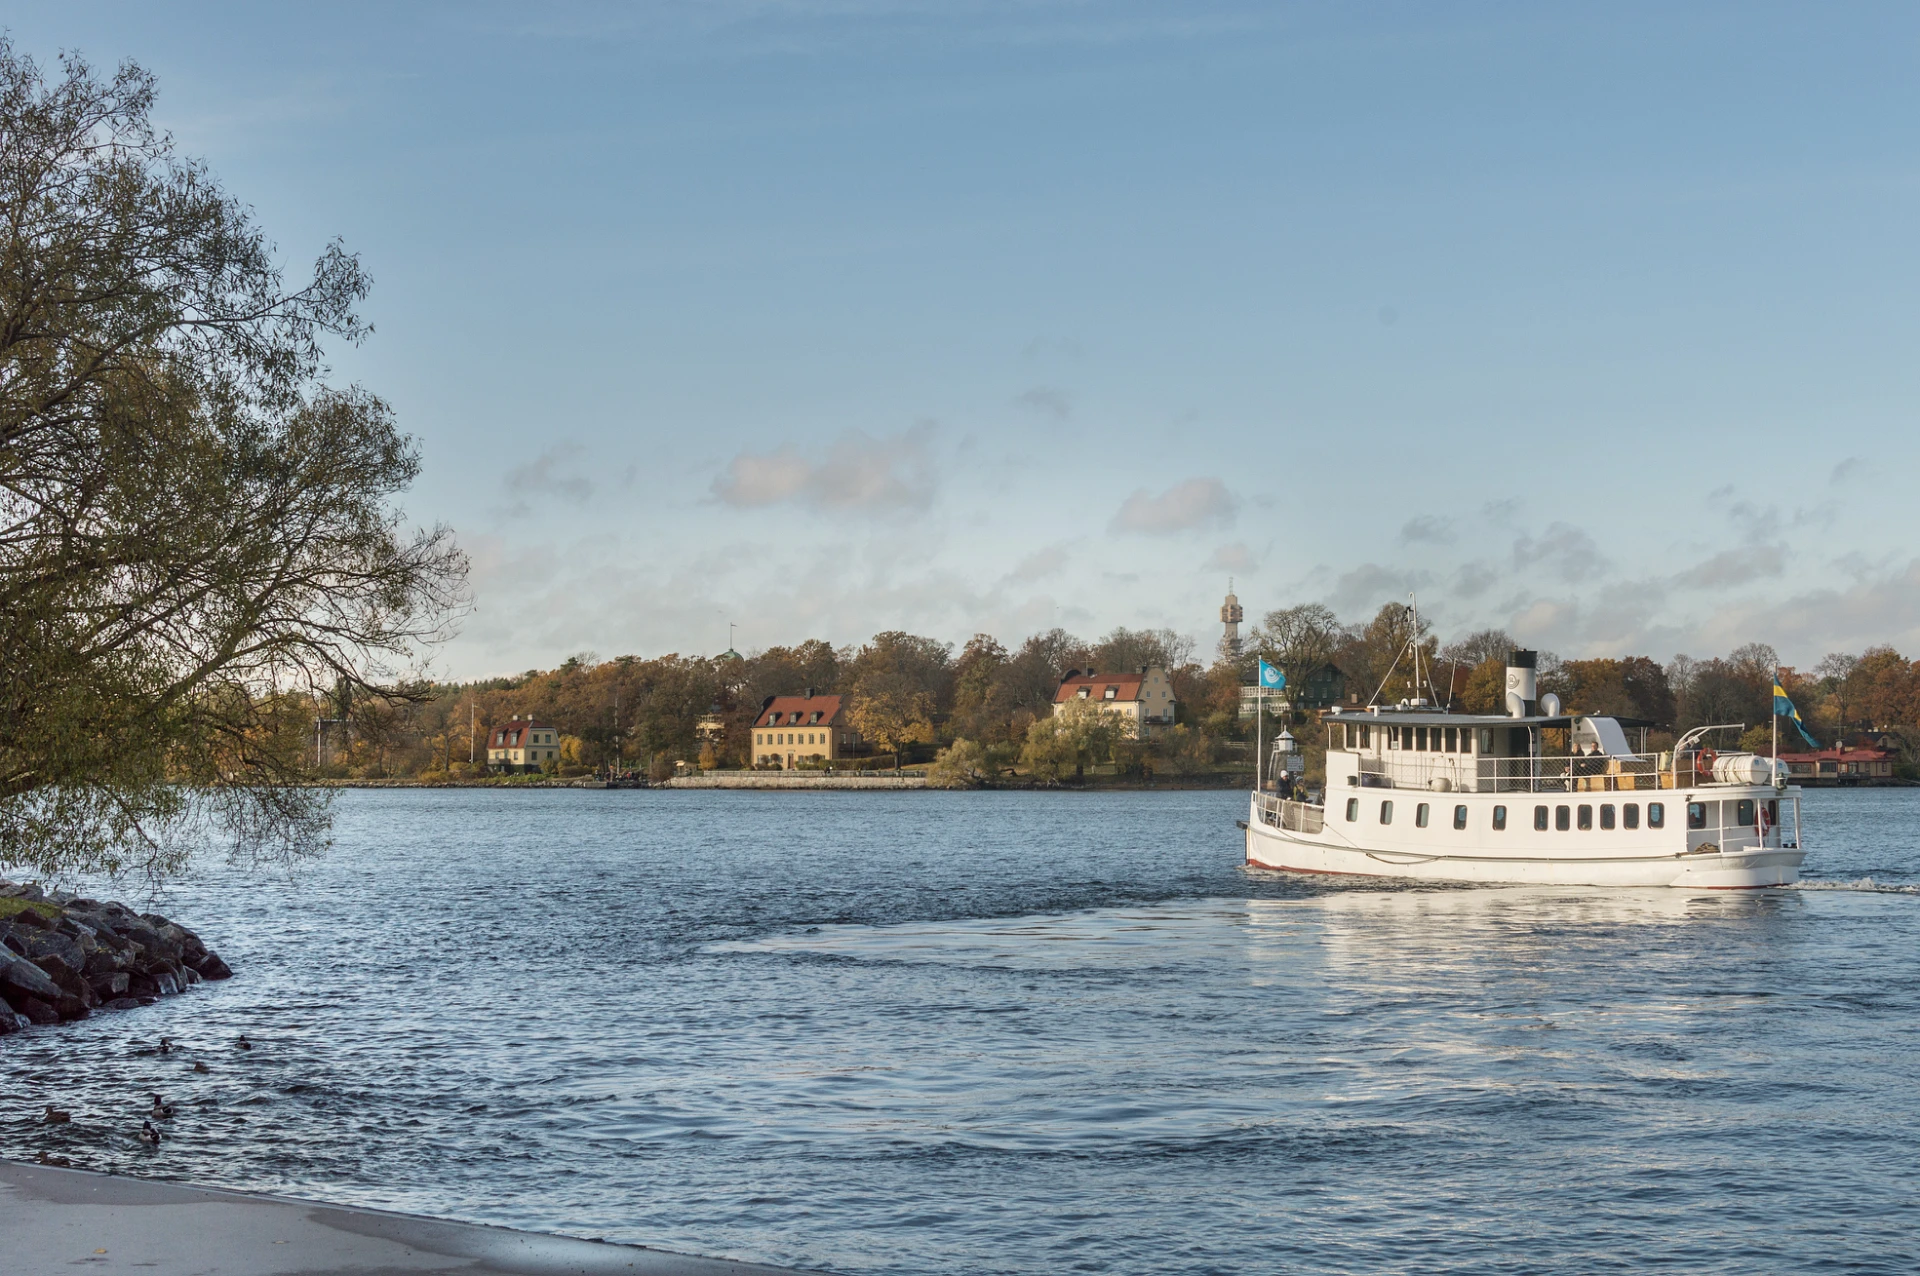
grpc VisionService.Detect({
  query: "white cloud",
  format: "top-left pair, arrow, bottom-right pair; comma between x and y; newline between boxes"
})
1400,514 -> 1456,546
1013,386 -> 1072,419
1671,545 -> 1786,591
1203,541 -> 1260,572
503,442 -> 595,515
1327,563 -> 1433,618
711,425 -> 935,513
1512,522 -> 1608,583
1007,545 -> 1070,583
1111,477 -> 1237,535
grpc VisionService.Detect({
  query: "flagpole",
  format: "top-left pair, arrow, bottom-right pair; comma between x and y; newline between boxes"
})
1257,670 -> 1264,795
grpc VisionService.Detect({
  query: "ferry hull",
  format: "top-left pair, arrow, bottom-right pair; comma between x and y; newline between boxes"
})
1245,801 -> 1804,889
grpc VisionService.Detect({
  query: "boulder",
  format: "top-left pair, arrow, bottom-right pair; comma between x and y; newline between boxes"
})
89,971 -> 130,998
127,972 -> 161,999
8,906 -> 52,931
191,951 -> 234,981
22,929 -> 85,973
12,995 -> 59,1025
0,953 -> 63,1003
0,1007 -> 18,1035
104,997 -> 144,1011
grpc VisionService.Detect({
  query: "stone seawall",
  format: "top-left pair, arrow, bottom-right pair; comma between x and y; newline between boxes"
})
0,882 -> 231,1035
664,773 -> 927,790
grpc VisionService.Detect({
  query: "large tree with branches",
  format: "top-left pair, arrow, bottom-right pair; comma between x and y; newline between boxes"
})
0,44 -> 466,878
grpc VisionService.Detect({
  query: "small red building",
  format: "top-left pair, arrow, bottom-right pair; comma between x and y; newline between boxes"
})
1776,746 -> 1896,785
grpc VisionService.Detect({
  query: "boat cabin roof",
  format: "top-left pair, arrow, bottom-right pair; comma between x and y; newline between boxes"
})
1325,708 -> 1658,730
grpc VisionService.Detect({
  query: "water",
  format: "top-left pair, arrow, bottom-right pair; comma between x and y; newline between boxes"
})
4,787 -> 1918,1274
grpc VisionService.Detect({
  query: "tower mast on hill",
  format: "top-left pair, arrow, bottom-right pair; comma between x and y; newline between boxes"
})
1220,580 -> 1244,659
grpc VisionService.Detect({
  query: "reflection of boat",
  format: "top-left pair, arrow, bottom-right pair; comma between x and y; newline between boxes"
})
1246,648 -> 1805,889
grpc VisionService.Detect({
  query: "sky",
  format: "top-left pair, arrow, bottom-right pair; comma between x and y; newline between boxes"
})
12,2 -> 1920,677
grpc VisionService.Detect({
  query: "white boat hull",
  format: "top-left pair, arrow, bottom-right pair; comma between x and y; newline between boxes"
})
1244,792 -> 1804,889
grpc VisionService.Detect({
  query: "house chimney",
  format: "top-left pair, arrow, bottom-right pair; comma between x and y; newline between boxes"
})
1505,650 -> 1538,719
805,686 -> 815,699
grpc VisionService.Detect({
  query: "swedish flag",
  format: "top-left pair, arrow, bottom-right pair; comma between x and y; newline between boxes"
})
1773,682 -> 1819,749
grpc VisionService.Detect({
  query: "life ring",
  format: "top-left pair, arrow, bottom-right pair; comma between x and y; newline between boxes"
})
1695,748 -> 1718,776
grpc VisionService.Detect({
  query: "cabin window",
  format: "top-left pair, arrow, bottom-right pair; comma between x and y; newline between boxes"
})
1624,803 -> 1640,829
1687,802 -> 1708,830
1462,729 -> 1474,754
1766,799 -> 1779,828
1389,726 -> 1400,749
1346,798 -> 1359,822
1380,800 -> 1394,825
1416,803 -> 1430,828
1359,724 -> 1371,748
1445,726 -> 1458,752
1534,805 -> 1549,831
1556,805 -> 1571,831
1493,805 -> 1508,831
1416,726 -> 1429,751
1577,804 -> 1593,831
1453,805 -> 1468,830
1648,802 -> 1665,829
1600,804 -> 1616,830
1479,729 -> 1494,753
1736,799 -> 1756,827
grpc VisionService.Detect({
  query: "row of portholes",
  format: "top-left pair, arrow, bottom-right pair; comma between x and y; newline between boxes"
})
1345,799 -> 1668,831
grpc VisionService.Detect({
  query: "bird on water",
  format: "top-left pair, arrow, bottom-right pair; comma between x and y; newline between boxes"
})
193,1061 -> 210,1074
136,1120 -> 162,1146
149,1093 -> 174,1120
236,1034 -> 253,1051
158,1037 -> 174,1055
42,1105 -> 70,1124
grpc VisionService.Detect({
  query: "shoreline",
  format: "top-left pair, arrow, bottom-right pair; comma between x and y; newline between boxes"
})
311,775 -> 1256,791
0,1159 -> 813,1275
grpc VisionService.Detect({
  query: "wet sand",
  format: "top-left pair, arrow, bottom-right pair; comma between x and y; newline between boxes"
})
0,1160 -> 811,1275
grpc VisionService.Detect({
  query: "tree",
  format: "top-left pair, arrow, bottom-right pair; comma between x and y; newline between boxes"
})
0,45 -> 467,877
1252,604 -> 1342,696
1018,698 -> 1125,783
1090,626 -> 1194,675
926,738 -> 990,788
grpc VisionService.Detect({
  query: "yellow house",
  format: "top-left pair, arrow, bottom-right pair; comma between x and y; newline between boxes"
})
488,715 -> 560,773
752,693 -> 860,769
1052,667 -> 1177,739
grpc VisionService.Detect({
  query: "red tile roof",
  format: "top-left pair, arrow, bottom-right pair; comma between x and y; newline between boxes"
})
489,720 -> 557,749
755,695 -> 846,728
1054,671 -> 1146,704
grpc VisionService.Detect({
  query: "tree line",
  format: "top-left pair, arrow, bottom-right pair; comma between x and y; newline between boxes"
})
318,604 -> 1920,784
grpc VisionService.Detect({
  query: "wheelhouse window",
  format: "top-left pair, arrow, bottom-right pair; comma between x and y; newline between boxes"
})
1648,803 -> 1665,829
1445,726 -> 1459,752
1624,803 -> 1640,829
1389,726 -> 1400,749
1534,805 -> 1549,831
1478,729 -> 1494,753
1461,728 -> 1474,754
1687,802 -> 1708,830
1600,804 -> 1616,830
1577,805 -> 1593,831
1556,805 -> 1571,831
1736,799 -> 1756,827
1416,803 -> 1430,828
1493,805 -> 1508,831
1416,727 -> 1428,751
1346,798 -> 1359,822
1453,805 -> 1468,830
1380,800 -> 1394,824
1359,724 -> 1371,748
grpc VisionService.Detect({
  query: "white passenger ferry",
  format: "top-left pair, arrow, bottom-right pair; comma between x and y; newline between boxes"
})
1245,648 -> 1804,889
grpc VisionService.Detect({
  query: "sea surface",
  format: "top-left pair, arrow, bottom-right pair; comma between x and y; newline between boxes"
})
4,787 -> 1918,1274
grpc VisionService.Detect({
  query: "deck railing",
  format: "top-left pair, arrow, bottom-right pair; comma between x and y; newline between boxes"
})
1255,793 -> 1325,834
1477,753 -> 1668,794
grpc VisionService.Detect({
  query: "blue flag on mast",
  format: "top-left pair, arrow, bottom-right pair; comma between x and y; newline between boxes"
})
1258,660 -> 1286,690
1773,681 -> 1818,749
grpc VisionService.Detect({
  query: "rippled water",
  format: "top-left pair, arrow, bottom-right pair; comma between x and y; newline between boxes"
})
4,787 -> 1918,1274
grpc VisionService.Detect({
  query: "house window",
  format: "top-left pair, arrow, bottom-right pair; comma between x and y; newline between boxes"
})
1687,802 -> 1708,830
1556,805 -> 1571,831
1624,803 -> 1639,829
1104,687 -> 1117,700
1453,805 -> 1468,830
1577,805 -> 1593,831
1493,805 -> 1508,831
1380,800 -> 1394,824
1346,798 -> 1359,822
1648,802 -> 1665,829
1600,804 -> 1616,830
1416,803 -> 1430,828
1534,805 -> 1549,831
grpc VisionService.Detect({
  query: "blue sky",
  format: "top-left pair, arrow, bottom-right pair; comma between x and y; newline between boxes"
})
14,3 -> 1920,676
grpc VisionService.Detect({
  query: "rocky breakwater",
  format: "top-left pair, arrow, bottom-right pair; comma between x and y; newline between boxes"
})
0,881 -> 231,1035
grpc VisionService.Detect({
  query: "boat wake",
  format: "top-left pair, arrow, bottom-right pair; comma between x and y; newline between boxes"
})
1790,877 -> 1920,894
